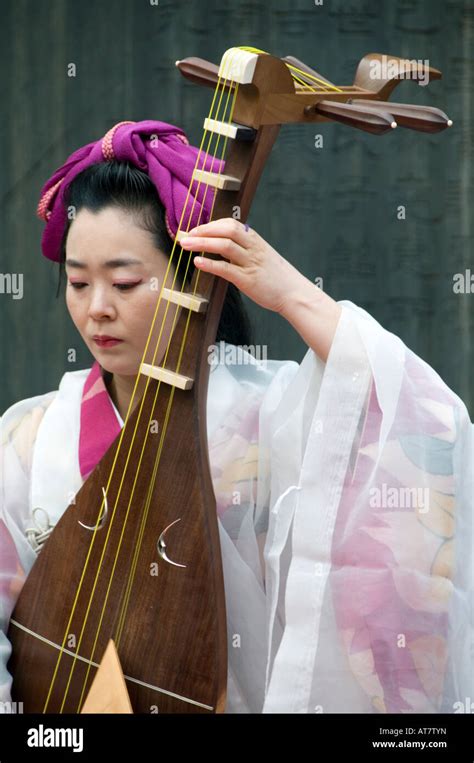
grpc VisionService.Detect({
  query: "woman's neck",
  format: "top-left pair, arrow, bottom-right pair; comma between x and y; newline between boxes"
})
103,369 -> 148,422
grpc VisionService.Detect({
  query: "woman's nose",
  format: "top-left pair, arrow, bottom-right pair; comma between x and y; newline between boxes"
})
87,288 -> 117,320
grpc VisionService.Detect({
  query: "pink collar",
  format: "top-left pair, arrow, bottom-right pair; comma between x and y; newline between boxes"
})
79,361 -> 122,480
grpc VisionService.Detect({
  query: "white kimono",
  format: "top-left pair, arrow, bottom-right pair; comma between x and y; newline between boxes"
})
0,300 -> 472,714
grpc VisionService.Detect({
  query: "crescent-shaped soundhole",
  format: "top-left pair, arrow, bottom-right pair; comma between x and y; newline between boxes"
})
157,518 -> 186,568
78,487 -> 108,531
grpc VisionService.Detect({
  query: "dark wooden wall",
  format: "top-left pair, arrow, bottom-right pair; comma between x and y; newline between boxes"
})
1,0 -> 472,413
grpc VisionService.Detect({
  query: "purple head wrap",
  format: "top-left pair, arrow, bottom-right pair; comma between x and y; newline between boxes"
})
37,120 -> 224,263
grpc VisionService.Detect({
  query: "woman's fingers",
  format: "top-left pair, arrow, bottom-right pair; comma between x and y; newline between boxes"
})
185,217 -> 251,244
176,216 -> 304,314
180,234 -> 248,266
178,217 -> 257,286
192,256 -> 241,284
180,217 -> 253,256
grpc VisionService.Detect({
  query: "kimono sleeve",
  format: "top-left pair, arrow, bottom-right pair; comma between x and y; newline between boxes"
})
0,393 -> 55,709
261,300 -> 474,714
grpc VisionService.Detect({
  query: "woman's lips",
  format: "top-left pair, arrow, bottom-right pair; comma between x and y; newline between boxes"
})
93,337 -> 124,348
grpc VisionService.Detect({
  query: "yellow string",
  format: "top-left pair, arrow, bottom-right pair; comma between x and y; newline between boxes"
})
113,50 -> 241,645
239,45 -> 343,93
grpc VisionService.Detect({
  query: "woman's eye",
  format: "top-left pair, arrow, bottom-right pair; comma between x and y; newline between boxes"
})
114,282 -> 141,291
68,281 -> 141,291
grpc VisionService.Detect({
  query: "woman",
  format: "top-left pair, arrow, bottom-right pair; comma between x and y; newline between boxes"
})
0,120 -> 472,714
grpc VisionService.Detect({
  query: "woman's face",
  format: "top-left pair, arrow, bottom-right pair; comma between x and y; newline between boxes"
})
65,206 -> 180,377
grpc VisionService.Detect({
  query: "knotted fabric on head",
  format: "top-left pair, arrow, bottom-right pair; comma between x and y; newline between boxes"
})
36,120 -> 225,263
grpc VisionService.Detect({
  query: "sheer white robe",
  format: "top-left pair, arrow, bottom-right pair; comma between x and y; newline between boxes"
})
0,300 -> 472,713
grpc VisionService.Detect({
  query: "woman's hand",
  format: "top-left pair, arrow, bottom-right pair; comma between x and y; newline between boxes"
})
179,217 -> 310,315
180,217 -> 342,362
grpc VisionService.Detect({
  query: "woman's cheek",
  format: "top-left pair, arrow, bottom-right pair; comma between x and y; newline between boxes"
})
65,291 -> 79,327
141,290 -> 165,324
137,295 -> 168,349
122,298 -> 151,348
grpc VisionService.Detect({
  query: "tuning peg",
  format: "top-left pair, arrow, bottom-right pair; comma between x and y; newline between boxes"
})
176,57 -> 233,90
348,99 -> 453,133
310,100 -> 397,135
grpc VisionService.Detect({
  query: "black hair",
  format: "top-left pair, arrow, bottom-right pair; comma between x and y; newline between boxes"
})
57,160 -> 253,346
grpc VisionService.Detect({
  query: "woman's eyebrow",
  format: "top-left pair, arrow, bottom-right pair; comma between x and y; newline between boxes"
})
65,257 -> 143,269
